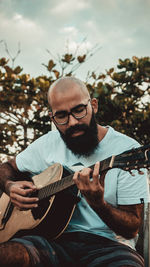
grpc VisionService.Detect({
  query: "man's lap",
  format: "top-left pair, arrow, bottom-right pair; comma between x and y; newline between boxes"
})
11,232 -> 144,267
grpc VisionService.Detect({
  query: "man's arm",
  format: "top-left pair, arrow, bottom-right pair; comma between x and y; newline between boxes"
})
91,200 -> 143,239
0,158 -> 20,193
0,158 -> 38,209
73,161 -> 144,239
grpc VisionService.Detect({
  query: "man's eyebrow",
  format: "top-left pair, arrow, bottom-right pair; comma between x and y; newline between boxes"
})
71,103 -> 85,110
54,109 -> 67,115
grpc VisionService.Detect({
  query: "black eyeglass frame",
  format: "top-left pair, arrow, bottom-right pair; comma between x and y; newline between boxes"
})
51,99 -> 91,125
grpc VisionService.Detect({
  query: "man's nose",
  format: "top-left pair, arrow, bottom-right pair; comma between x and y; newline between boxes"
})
67,114 -> 79,127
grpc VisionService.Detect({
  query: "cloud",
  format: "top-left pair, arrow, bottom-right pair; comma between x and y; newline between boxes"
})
0,11 -> 48,76
60,26 -> 78,37
14,13 -> 43,36
50,0 -> 90,15
0,0 -> 150,79
0,12 -> 45,51
66,40 -> 92,54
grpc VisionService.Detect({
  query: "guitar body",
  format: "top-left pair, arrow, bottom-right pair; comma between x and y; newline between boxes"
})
0,164 -> 79,243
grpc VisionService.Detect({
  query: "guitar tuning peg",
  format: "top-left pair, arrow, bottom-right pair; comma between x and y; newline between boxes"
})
138,169 -> 144,175
129,170 -> 135,176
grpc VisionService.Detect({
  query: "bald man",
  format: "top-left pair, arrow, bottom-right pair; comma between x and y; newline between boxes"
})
0,77 -> 149,267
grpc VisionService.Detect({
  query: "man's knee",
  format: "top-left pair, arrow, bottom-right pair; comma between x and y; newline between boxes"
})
0,241 -> 31,267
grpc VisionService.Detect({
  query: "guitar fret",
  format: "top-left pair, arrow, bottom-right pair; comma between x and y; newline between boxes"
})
38,174 -> 74,200
89,157 -> 113,173
100,157 -> 112,173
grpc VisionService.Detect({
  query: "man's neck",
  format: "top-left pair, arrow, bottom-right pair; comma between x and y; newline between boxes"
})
97,125 -> 108,142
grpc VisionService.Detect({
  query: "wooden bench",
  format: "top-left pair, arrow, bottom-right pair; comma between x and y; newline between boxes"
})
143,202 -> 150,267
136,180 -> 150,267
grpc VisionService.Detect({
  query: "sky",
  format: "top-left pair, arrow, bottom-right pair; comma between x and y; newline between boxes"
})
0,0 -> 150,80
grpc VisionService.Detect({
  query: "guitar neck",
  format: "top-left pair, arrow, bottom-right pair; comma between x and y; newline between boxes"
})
37,156 -> 114,201
37,144 -> 150,201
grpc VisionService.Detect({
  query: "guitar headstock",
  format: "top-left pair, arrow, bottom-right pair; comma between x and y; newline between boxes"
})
113,144 -> 150,174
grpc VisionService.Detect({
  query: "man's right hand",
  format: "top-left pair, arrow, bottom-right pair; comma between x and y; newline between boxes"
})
5,180 -> 39,210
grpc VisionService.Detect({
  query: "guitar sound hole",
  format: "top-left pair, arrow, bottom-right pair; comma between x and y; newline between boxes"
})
31,198 -> 50,219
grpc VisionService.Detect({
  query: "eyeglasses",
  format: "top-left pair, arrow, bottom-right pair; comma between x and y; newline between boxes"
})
51,99 -> 91,125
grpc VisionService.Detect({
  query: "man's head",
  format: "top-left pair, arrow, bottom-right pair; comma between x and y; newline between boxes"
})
48,77 -> 99,157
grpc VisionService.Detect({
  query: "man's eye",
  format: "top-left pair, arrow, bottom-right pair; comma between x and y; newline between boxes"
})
74,106 -> 85,113
56,113 -> 67,119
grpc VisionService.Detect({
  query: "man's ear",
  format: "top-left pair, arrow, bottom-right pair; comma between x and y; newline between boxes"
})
49,111 -> 53,121
49,112 -> 57,130
91,98 -> 98,114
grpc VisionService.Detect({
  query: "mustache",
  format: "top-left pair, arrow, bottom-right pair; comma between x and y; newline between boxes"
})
59,111 -> 99,156
65,124 -> 88,137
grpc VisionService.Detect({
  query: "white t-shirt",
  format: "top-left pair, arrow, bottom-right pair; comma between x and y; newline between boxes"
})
16,126 -> 150,249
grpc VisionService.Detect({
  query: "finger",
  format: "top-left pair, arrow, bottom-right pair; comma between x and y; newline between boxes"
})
73,172 -> 80,186
10,186 -> 37,198
79,168 -> 92,183
73,171 -> 88,191
20,181 -> 37,190
11,193 -> 38,203
11,194 -> 39,208
12,199 -> 38,209
100,170 -> 107,187
93,161 -> 100,184
10,181 -> 37,195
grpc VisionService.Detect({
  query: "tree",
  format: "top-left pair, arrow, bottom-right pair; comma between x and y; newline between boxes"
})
86,56 -> 150,144
0,57 -> 51,155
0,52 -> 150,158
0,45 -> 97,156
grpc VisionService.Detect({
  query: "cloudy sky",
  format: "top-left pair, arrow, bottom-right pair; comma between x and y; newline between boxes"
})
0,0 -> 150,80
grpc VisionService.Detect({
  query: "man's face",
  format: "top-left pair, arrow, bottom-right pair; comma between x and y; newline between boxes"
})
50,83 -> 99,156
58,111 -> 99,157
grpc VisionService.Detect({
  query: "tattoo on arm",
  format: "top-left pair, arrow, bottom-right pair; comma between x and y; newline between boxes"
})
92,202 -> 144,239
0,158 -> 30,193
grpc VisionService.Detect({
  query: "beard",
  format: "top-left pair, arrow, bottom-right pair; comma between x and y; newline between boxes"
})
58,112 -> 99,157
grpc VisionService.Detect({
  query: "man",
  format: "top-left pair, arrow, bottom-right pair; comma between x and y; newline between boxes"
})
0,76 -> 149,267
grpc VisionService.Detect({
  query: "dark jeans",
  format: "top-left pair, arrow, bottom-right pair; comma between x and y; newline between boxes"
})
12,232 -> 144,267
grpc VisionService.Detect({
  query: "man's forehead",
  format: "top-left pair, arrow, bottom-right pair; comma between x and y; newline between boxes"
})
50,77 -> 89,96
53,80 -> 82,94
51,84 -> 86,102
52,94 -> 88,113
48,78 -> 90,110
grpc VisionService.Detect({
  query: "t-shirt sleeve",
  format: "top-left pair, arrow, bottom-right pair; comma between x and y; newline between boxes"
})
16,140 -> 42,174
117,169 -> 150,205
16,133 -> 51,174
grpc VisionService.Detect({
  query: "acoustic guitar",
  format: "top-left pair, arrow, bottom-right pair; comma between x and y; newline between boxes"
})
0,144 -> 150,243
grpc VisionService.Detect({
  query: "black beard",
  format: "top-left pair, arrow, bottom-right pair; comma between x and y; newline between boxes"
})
58,112 -> 99,157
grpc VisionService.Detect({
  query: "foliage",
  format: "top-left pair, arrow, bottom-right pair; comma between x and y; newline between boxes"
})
0,48 -> 95,156
0,53 -> 150,158
87,56 -> 150,145
0,58 -> 51,155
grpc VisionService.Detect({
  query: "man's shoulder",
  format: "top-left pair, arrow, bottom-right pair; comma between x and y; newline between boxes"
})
23,130 -> 63,153
104,126 -> 140,153
35,130 -> 61,143
112,127 -> 139,145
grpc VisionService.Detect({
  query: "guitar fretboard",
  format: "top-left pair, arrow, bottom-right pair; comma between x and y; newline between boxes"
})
37,156 -> 113,200
38,174 -> 74,200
